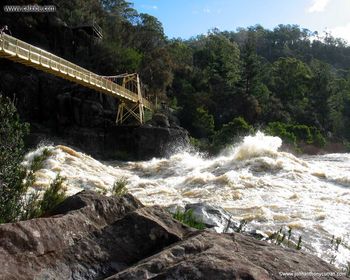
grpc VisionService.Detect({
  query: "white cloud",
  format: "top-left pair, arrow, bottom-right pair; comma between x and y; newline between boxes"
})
141,4 -> 158,10
329,22 -> 350,43
203,8 -> 211,14
307,0 -> 330,13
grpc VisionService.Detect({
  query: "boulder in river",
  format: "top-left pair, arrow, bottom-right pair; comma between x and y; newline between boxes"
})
184,203 -> 270,240
184,202 -> 240,233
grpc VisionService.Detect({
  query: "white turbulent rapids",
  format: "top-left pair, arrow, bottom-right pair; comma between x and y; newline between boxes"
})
23,132 -> 350,268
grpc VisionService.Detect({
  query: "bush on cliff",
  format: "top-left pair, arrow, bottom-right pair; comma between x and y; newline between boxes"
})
0,95 -> 29,223
0,95 -> 66,223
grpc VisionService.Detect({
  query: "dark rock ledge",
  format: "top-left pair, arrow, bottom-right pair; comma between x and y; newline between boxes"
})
0,191 -> 346,280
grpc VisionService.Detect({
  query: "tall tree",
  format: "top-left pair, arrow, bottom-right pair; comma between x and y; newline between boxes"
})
270,57 -> 312,122
309,59 -> 334,129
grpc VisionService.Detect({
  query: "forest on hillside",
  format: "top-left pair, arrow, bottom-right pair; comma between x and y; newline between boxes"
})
1,0 -> 350,153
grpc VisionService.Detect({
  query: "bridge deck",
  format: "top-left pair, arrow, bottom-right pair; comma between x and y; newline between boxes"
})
0,33 -> 153,111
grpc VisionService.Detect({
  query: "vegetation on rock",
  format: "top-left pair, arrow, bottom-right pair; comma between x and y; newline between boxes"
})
0,96 -> 66,223
0,95 -> 29,223
112,177 -> 128,196
173,208 -> 205,230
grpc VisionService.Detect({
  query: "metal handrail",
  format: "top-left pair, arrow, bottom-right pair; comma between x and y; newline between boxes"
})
0,33 -> 153,110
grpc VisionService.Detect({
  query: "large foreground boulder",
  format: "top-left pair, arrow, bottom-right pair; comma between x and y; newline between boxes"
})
0,191 -> 346,280
0,191 -> 192,279
106,231 -> 346,280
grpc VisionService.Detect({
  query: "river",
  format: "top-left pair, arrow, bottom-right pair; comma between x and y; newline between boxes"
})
23,132 -> 350,269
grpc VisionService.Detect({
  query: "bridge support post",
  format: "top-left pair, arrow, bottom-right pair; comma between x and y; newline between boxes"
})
116,73 -> 146,125
116,101 -> 145,125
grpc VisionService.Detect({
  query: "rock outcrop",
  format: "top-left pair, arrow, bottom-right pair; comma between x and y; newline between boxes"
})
106,231 -> 347,280
0,191 -> 346,280
38,122 -> 189,160
0,191 -> 192,279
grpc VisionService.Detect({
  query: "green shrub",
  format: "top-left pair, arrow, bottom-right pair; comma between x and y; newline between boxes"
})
21,174 -> 67,219
189,136 -> 210,152
39,174 -> 66,216
144,110 -> 153,123
344,141 -> 350,152
112,177 -> 128,196
212,117 -> 253,152
265,122 -> 297,147
173,208 -> 205,230
192,106 -> 215,138
265,122 -> 326,149
309,127 -> 326,147
288,124 -> 313,144
30,148 -> 52,172
0,95 -> 30,223
171,97 -> 180,111
0,96 -> 65,222
19,148 -> 55,219
20,190 -> 41,220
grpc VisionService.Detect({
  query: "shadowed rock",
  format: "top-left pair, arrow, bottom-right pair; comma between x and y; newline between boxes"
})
0,191 -> 191,279
106,231 -> 347,280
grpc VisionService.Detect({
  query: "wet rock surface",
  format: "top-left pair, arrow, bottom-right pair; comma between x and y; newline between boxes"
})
184,202 -> 240,233
0,191 -> 346,280
184,203 -> 270,240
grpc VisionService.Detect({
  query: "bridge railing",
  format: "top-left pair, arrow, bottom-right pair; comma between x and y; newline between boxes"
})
0,33 -> 152,110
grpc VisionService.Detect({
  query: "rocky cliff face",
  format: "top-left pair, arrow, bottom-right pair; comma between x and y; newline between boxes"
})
0,61 -> 189,160
0,191 -> 346,280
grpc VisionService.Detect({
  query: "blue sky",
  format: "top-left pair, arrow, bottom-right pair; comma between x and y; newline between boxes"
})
132,0 -> 350,42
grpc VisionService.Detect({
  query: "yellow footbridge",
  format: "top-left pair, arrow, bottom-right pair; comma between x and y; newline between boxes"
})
0,33 -> 153,124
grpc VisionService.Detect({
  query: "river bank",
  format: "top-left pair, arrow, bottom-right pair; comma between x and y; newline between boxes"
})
299,141 -> 348,155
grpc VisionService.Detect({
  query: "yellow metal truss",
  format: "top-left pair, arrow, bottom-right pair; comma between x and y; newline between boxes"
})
0,33 -> 153,124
